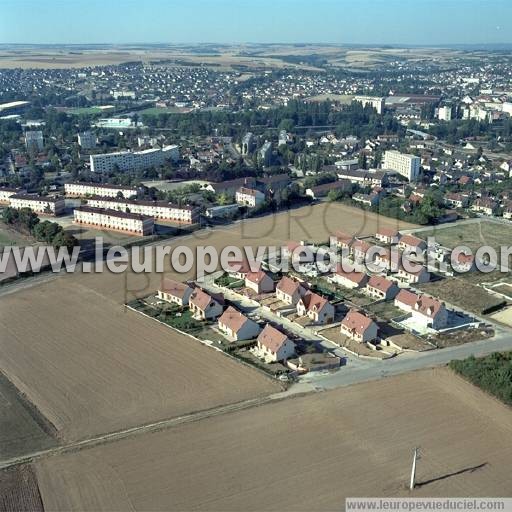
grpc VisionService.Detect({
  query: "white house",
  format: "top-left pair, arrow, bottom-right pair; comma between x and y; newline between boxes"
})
235,187 -> 265,208
340,310 -> 378,343
296,291 -> 335,324
396,263 -> 430,284
398,234 -> 427,255
276,276 -> 306,305
366,275 -> 399,300
375,228 -> 400,245
218,306 -> 261,341
157,279 -> 193,307
411,296 -> 448,330
65,182 -> 137,199
256,324 -> 295,362
331,268 -> 368,289
0,187 -> 22,204
394,289 -> 420,313
245,270 -> 275,294
189,289 -> 224,320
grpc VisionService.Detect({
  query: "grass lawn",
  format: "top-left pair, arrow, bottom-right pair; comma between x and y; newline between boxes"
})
139,106 -> 188,116
0,224 -> 31,248
64,106 -> 115,115
214,274 -> 244,288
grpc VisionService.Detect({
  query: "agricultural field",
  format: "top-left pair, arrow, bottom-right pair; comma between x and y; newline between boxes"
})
0,372 -> 57,460
35,368 -> 512,511
415,219 -> 512,254
0,204 -> 414,442
0,278 -> 280,442
0,465 -> 43,512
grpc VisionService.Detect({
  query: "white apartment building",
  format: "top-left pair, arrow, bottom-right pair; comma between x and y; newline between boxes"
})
235,187 -> 265,208
77,131 -> 97,149
85,196 -> 198,224
65,182 -> 137,199
438,106 -> 452,121
9,194 -> 65,216
0,187 -> 22,204
90,145 -> 179,173
24,130 -> 44,152
74,206 -> 154,236
383,150 -> 421,181
111,90 -> 136,100
353,95 -> 385,114
503,102 -> 512,116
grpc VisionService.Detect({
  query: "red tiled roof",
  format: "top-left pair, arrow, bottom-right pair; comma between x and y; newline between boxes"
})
335,267 -> 367,285
400,234 -> 424,248
300,291 -> 329,313
414,296 -> 444,318
257,324 -> 288,352
246,269 -> 271,285
159,279 -> 192,299
190,288 -> 223,311
341,310 -> 374,335
218,306 -> 250,333
395,289 -> 419,308
376,227 -> 399,238
367,275 -> 395,293
276,276 -> 303,297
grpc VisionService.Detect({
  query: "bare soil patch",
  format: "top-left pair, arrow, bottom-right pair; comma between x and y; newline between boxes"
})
0,465 -> 43,512
35,368 -> 512,511
0,279 -> 279,442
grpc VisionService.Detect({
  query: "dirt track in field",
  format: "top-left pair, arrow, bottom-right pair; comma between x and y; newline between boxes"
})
35,368 -> 512,511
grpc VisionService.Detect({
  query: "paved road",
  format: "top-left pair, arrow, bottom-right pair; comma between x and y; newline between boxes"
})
301,328 -> 512,390
202,273 -> 512,389
202,272 -> 371,371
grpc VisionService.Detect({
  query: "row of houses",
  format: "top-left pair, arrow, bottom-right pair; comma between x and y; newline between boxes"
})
156,279 -> 295,362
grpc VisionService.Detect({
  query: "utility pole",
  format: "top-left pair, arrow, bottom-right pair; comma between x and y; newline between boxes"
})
410,447 -> 419,491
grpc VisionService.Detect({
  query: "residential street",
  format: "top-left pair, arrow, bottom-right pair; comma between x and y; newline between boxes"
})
202,270 -> 512,391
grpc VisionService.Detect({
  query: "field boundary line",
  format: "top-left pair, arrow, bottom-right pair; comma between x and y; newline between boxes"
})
0,388 -> 312,470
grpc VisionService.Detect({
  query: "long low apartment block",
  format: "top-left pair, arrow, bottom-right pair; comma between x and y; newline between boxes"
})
74,206 -> 154,236
64,182 -> 138,199
9,194 -> 65,216
0,187 -> 23,204
85,196 -> 199,224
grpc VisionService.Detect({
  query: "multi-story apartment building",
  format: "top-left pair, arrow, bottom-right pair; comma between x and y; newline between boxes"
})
0,187 -> 23,204
90,145 -> 179,173
85,196 -> 198,224
353,95 -> 385,114
24,130 -> 44,152
438,106 -> 452,121
77,131 -> 97,149
383,150 -> 421,181
9,194 -> 65,216
235,187 -> 265,207
258,141 -> 272,166
74,206 -> 154,236
241,132 -> 255,155
64,182 -> 138,199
